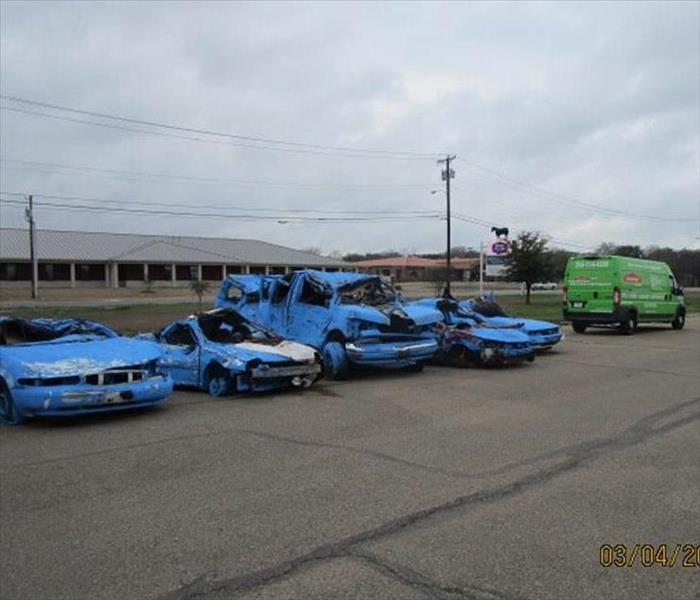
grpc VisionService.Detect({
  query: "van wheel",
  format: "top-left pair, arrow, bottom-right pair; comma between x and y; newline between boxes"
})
323,341 -> 350,380
671,308 -> 686,330
619,313 -> 637,335
0,380 -> 24,425
572,322 -> 587,334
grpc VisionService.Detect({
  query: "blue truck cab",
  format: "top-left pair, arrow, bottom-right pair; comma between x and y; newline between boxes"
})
216,270 -> 441,379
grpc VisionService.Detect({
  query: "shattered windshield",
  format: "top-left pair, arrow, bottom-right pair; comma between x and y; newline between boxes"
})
0,318 -> 116,345
197,311 -> 281,345
471,299 -> 507,317
338,278 -> 398,306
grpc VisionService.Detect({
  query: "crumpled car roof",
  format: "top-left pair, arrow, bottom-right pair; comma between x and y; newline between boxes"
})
0,317 -> 119,344
300,269 -> 378,290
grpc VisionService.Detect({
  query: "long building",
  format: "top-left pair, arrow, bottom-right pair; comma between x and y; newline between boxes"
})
0,228 -> 350,289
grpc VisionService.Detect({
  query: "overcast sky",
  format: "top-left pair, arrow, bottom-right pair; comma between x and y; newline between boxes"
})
1,0 -> 698,255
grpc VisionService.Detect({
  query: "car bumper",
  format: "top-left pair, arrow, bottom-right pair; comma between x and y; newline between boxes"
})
244,362 -> 322,392
344,338 -> 438,367
563,309 -> 622,325
11,375 -> 173,417
528,332 -> 564,350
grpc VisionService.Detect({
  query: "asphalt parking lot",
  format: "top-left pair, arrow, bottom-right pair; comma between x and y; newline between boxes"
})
1,321 -> 698,600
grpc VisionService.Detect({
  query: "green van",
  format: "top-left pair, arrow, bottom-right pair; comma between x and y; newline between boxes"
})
563,255 -> 685,334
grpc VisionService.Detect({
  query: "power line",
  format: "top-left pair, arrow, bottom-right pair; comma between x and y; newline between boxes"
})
0,158 -> 435,190
457,161 -> 694,223
0,97 -> 441,160
0,197 -> 443,223
0,190 -> 441,216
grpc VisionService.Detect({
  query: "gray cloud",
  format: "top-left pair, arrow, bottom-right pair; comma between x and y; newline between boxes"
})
1,0 -> 698,253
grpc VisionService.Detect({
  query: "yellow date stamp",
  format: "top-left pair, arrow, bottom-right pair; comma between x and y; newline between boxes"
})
599,544 -> 700,568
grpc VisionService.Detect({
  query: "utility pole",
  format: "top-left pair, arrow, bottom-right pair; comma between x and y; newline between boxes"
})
26,195 -> 38,299
437,155 -> 456,297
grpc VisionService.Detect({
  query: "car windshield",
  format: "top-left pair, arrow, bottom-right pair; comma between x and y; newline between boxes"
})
197,311 -> 281,344
471,299 -> 507,317
0,318 -> 114,345
338,278 -> 397,306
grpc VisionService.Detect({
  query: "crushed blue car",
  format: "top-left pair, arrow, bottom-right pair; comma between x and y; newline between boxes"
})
459,296 -> 563,351
0,317 -> 173,424
148,308 -> 322,395
411,298 -> 536,366
216,271 -> 441,379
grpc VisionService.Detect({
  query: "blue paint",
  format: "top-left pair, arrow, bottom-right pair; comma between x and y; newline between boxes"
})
458,298 -> 563,351
150,308 -> 321,395
410,298 -> 536,366
0,317 -> 173,424
216,271 -> 441,378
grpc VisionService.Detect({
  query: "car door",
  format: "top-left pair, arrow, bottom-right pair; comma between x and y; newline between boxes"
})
285,274 -> 332,348
160,323 -> 200,386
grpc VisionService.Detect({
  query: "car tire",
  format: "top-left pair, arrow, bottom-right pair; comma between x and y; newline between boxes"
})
572,321 -> 587,334
619,312 -> 637,335
403,361 -> 424,372
671,308 -> 686,330
323,341 -> 350,380
0,380 -> 24,425
205,365 -> 230,397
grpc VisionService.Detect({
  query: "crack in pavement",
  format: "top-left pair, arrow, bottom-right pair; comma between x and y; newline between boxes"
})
161,398 -> 700,600
349,550 -> 532,600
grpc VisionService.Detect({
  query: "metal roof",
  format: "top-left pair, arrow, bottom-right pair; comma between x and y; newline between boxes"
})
0,228 -> 347,267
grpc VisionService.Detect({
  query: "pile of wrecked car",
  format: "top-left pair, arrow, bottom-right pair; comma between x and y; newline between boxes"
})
216,270 -> 441,379
1,269 -> 565,425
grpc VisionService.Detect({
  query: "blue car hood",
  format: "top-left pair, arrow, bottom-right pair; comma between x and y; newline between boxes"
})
4,337 -> 163,378
400,303 -> 443,326
481,316 -> 559,333
342,303 -> 441,327
205,340 -> 316,365
455,323 -> 531,344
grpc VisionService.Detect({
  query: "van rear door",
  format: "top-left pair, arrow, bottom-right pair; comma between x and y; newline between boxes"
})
565,257 -> 615,314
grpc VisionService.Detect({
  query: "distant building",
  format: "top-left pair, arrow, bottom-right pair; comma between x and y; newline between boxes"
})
0,228 -> 350,289
352,255 -> 479,282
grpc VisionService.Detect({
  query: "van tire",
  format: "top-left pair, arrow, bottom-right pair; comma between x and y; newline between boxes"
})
671,308 -> 686,330
323,341 -> 350,380
571,322 -> 587,334
619,312 -> 637,335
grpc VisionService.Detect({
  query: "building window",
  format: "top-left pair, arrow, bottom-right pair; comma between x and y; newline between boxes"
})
268,266 -> 286,274
175,265 -> 196,281
249,266 -> 266,274
39,263 -> 71,281
226,265 -> 242,274
0,262 -> 32,281
202,265 -> 222,280
148,264 -> 171,281
118,264 -> 145,281
77,263 -> 106,281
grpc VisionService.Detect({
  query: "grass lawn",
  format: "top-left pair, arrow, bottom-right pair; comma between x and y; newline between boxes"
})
3,303 -> 203,334
2,292 -> 698,331
496,291 -> 700,322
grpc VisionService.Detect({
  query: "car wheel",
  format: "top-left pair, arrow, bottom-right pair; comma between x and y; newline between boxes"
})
322,341 -> 350,380
572,321 -> 587,334
619,313 -> 637,335
404,361 -> 424,372
207,376 -> 230,397
0,380 -> 24,425
671,308 -> 686,330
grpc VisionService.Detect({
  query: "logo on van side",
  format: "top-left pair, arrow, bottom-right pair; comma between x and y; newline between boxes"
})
623,272 -> 642,284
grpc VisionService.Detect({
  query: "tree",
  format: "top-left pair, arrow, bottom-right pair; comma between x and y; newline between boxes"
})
505,231 -> 553,304
190,279 -> 210,312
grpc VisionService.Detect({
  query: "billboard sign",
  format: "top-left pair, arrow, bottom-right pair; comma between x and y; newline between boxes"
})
484,238 -> 511,277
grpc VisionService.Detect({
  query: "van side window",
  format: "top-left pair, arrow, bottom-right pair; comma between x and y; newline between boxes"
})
226,286 -> 243,301
164,324 -> 196,347
299,277 -> 329,307
271,280 -> 291,304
